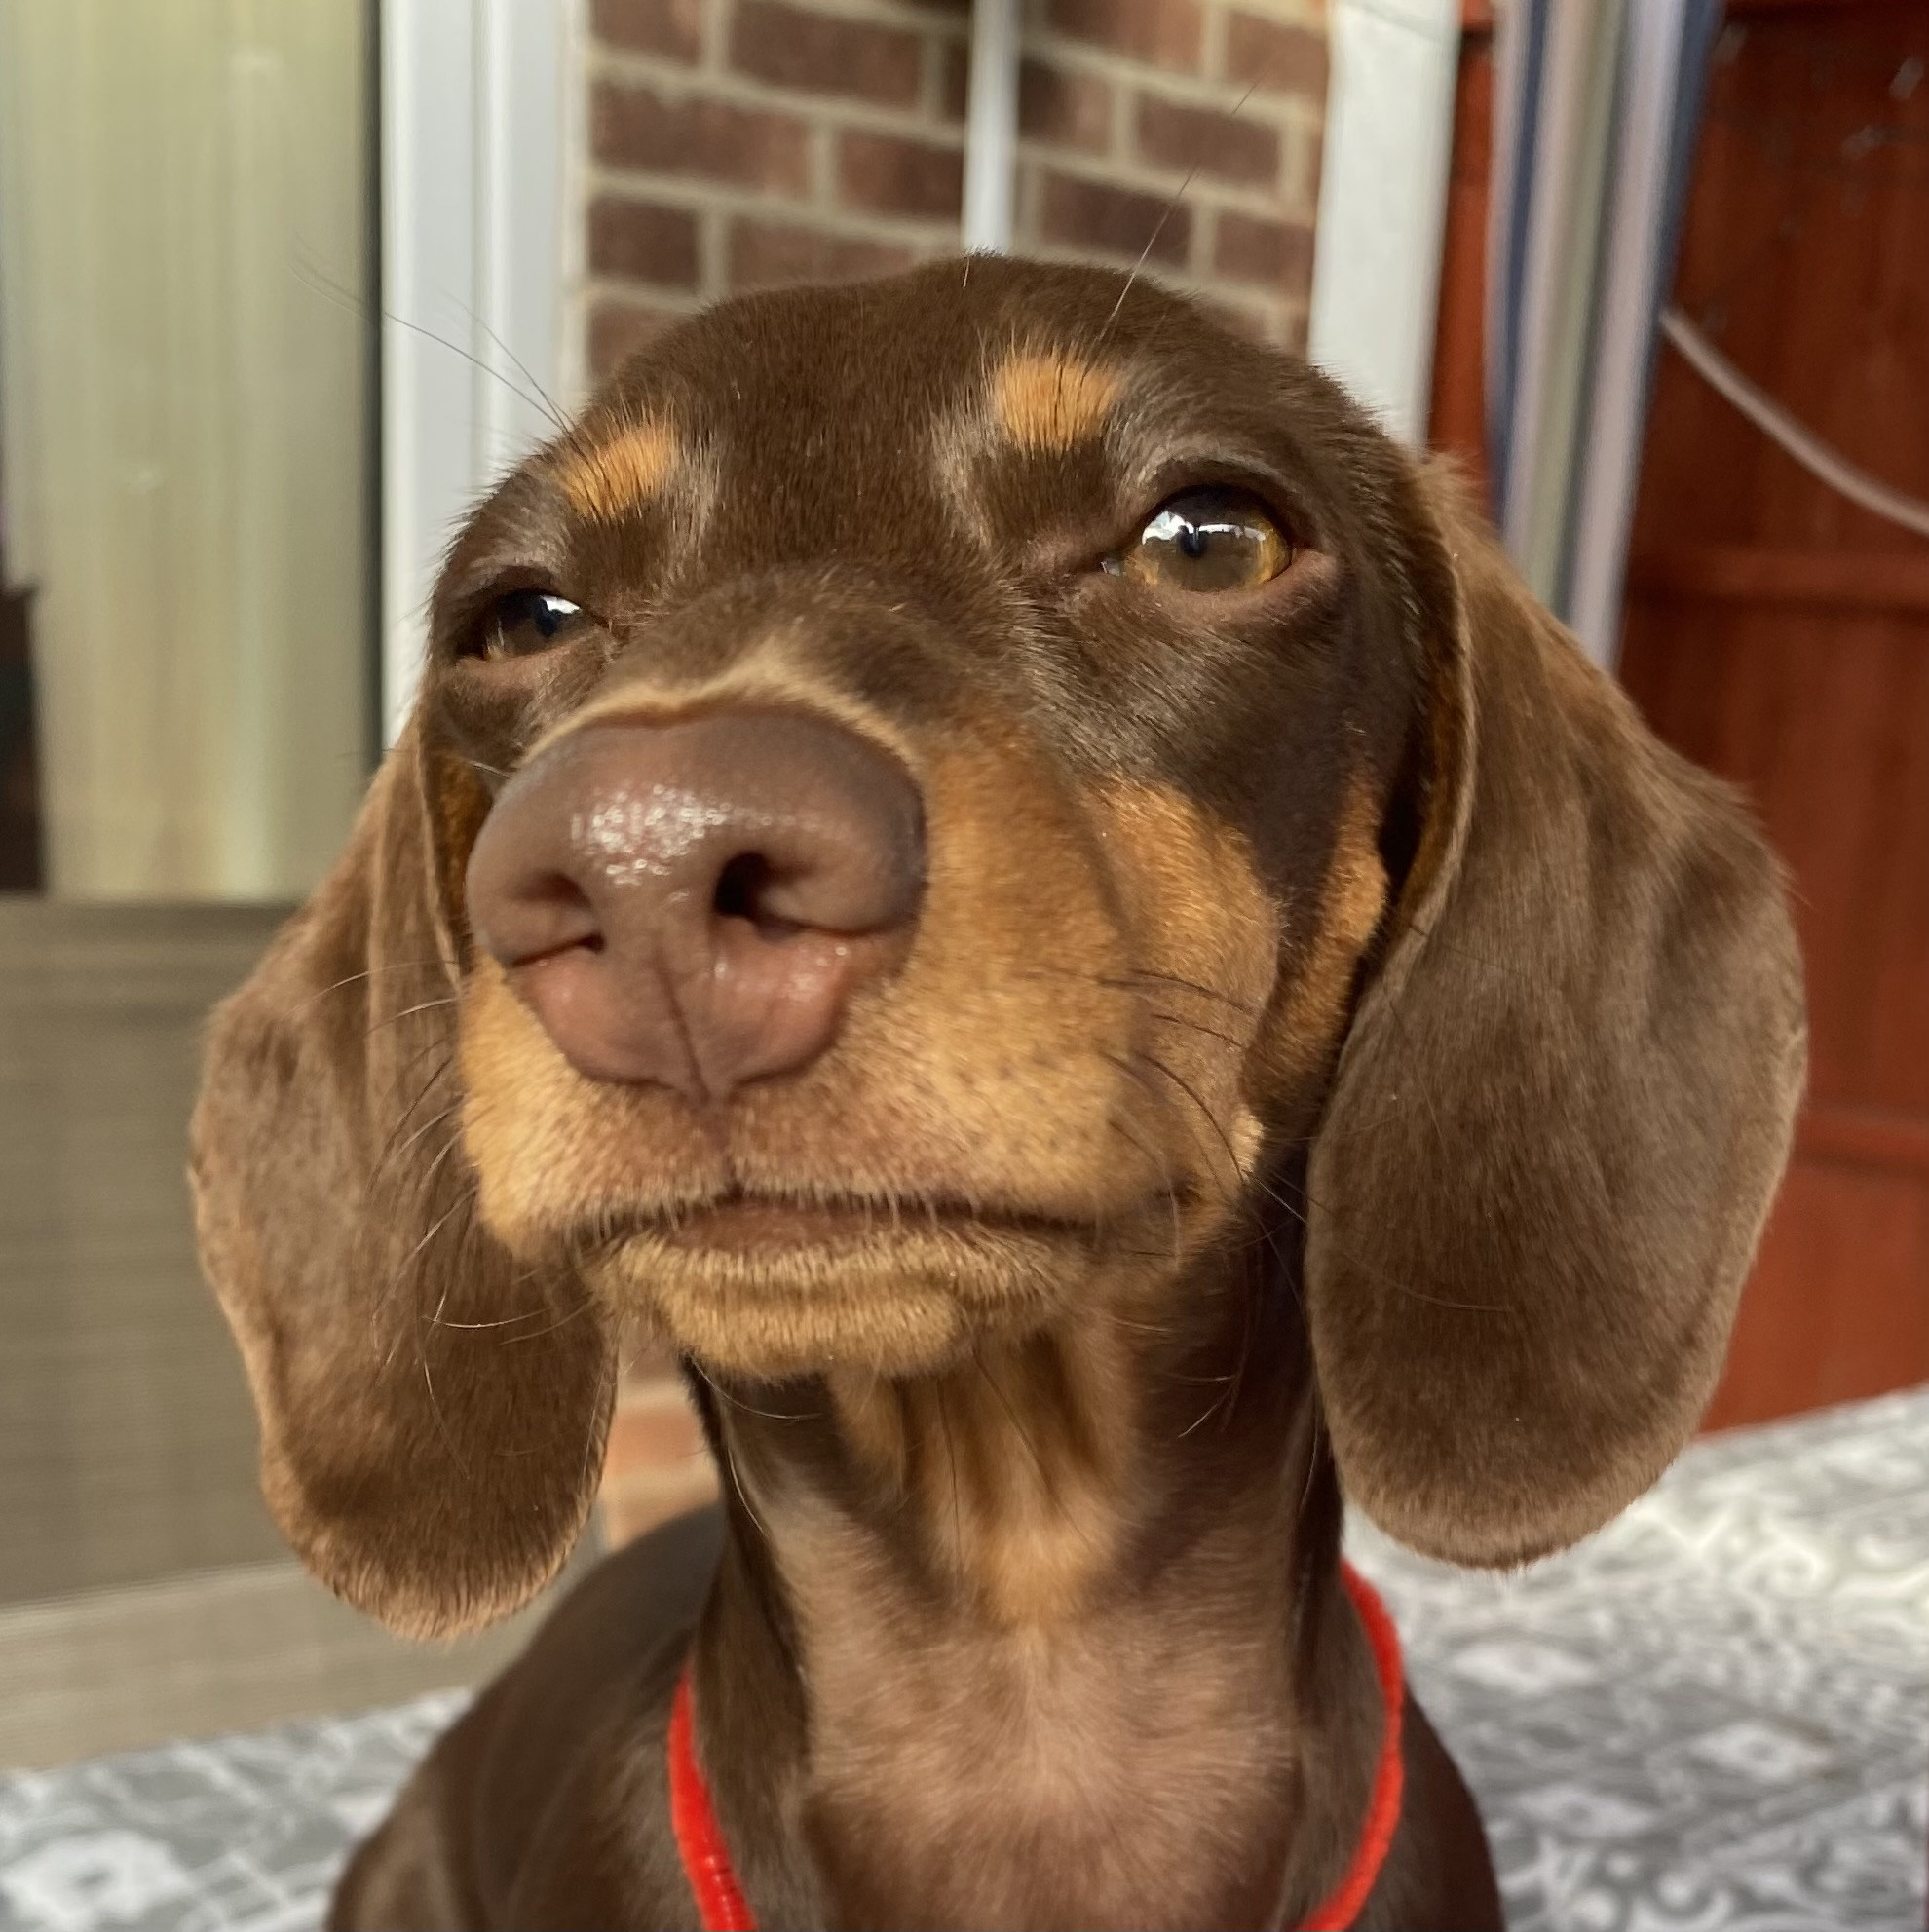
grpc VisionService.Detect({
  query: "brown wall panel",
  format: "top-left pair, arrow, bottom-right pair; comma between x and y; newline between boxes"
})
1705,1155 -> 1929,1428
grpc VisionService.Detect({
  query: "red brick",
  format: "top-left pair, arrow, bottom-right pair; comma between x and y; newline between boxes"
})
1134,92 -> 1279,185
728,217 -> 917,291
1019,58 -> 1114,155
939,40 -> 970,120
591,0 -> 701,63
606,1381 -> 705,1472
1038,170 -> 1191,268
837,129 -> 964,220
587,194 -> 700,288
1200,294 -> 1274,343
593,79 -> 812,196
601,1459 -> 719,1545
1214,209 -> 1315,288
1046,0 -> 1203,74
731,0 -> 923,108
588,298 -> 682,380
1224,12 -> 1329,98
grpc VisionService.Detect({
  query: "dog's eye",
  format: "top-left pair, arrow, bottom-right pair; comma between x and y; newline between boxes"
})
1114,488 -> 1291,593
475,589 -> 585,660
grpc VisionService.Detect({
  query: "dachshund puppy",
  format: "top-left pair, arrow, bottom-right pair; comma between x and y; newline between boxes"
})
190,260 -> 1804,1930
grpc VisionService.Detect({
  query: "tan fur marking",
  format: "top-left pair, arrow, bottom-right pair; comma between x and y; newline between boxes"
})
826,1319 -> 1134,1625
1256,777 -> 1390,1093
553,418 -> 680,521
1090,781 -> 1279,1196
989,350 -> 1121,453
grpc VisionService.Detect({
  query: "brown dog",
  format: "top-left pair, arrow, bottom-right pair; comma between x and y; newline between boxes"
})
189,259 -> 1804,1930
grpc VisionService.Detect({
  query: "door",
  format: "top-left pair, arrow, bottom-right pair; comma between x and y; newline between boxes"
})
1429,0 -> 1929,1429
1615,1 -> 1929,1428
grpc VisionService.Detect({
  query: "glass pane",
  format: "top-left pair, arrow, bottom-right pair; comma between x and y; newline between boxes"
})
0,0 -> 409,1772
0,0 -> 374,901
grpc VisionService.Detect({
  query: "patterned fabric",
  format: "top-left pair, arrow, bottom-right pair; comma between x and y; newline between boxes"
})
1350,1386 -> 1929,1932
0,1700 -> 461,1932
3,1389 -> 1924,1932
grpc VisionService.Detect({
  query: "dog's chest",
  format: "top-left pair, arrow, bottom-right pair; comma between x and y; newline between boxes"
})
796,1609 -> 1300,1928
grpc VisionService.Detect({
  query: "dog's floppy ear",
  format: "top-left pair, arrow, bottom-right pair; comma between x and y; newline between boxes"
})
1307,471 -> 1805,1569
190,718 -> 615,1638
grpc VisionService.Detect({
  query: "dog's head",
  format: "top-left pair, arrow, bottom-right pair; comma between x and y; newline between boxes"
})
191,260 -> 1803,1637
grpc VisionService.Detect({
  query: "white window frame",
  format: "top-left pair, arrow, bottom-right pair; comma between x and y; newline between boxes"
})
379,0 -> 580,742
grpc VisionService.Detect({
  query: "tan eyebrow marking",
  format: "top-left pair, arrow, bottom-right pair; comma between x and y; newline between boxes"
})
554,418 -> 681,521
989,350 -> 1121,454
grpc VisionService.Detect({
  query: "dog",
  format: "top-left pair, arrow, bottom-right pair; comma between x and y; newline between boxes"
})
189,258 -> 1804,1930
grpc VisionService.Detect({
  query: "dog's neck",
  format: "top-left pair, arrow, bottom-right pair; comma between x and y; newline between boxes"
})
687,1221 -> 1379,1930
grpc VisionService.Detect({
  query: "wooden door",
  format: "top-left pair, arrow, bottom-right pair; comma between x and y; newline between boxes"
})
1429,1 -> 1929,1428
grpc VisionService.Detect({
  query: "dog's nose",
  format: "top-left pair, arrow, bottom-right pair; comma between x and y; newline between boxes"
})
467,711 -> 924,1100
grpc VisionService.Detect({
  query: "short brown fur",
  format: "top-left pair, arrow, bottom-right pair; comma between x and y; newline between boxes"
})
190,260 -> 1804,1930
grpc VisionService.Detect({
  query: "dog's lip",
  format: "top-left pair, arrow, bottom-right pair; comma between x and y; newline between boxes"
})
580,1191 -> 1145,1257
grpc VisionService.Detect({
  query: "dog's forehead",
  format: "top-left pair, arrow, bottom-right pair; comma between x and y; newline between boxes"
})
546,261 -> 1263,545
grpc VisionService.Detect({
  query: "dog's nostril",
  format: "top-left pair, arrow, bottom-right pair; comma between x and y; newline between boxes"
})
536,874 -> 604,945
712,852 -> 812,940
713,852 -> 772,925
480,870 -> 604,964
467,710 -> 925,1096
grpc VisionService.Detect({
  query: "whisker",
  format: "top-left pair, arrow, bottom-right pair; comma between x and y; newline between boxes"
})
294,956 -> 457,1019
498,1298 -> 598,1345
717,1426 -> 771,1544
1124,1048 -> 1247,1201
288,244 -> 564,434
1109,969 -> 1259,1018
390,1197 -> 467,1300
442,287 -> 571,434
1144,1006 -> 1246,1051
372,1094 -> 462,1189
691,1362 -> 813,1423
1104,1111 -> 1188,1269
1101,79 -> 1258,339
367,996 -> 459,1038
1012,963 -> 1259,1019
938,1383 -> 964,1553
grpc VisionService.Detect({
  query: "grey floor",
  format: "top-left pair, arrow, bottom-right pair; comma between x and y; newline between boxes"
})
0,902 -> 548,1767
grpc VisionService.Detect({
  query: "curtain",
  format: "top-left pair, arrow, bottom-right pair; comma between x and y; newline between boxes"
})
0,0 -> 370,900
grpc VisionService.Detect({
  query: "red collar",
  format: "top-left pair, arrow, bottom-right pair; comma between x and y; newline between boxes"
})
669,1560 -> 1405,1932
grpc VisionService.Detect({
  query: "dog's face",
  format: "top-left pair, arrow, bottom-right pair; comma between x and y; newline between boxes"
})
191,261 -> 1805,1638
440,264 -> 1414,1381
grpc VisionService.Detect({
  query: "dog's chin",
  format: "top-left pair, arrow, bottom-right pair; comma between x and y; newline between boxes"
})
581,1203 -> 1110,1379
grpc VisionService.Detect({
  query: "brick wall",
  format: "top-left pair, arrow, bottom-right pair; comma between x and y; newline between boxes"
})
585,0 -> 1330,1546
585,0 -> 1328,382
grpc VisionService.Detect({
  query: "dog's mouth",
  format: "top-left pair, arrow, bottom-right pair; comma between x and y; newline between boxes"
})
577,1189 -> 1149,1261
562,1182 -> 1202,1376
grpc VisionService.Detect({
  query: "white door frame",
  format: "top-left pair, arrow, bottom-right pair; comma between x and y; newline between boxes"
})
379,0 -> 578,742
1306,0 -> 1461,449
